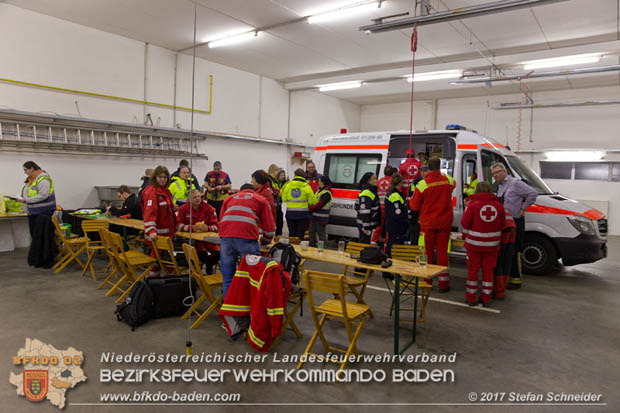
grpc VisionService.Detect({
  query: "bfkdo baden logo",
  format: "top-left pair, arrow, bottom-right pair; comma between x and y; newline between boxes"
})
9,338 -> 87,409
24,370 -> 49,402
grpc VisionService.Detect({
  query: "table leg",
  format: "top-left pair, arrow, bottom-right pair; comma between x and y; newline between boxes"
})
412,277 -> 419,344
394,272 -> 400,355
122,227 -> 128,250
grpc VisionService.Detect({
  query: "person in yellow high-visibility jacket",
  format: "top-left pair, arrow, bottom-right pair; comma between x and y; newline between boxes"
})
168,166 -> 197,208
281,169 -> 316,239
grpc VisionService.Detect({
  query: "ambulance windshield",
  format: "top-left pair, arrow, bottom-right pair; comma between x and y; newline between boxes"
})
505,155 -> 553,195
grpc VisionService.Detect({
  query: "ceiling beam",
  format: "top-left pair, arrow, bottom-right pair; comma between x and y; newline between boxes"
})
360,0 -> 568,33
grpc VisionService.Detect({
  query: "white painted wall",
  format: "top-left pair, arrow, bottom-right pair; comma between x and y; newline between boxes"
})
0,3 -> 360,210
361,86 -> 620,235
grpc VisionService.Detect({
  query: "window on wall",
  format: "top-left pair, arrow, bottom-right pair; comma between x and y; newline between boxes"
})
540,161 -> 620,182
540,162 -> 572,179
612,164 -> 620,182
574,163 -> 609,181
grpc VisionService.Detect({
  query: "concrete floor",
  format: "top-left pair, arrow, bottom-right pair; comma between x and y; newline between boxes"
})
1,238 -> 619,413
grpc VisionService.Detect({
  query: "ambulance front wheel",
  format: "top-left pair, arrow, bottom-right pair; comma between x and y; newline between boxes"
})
522,233 -> 558,276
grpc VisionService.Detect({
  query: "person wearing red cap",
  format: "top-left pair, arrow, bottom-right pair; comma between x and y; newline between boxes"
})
399,148 -> 423,197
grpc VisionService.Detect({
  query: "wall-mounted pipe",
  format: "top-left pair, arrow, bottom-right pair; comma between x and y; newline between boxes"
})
495,99 -> 620,109
0,76 -> 213,115
451,64 -> 620,84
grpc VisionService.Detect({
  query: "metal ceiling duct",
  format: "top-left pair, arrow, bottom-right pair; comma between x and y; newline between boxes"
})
495,99 -> 620,110
450,64 -> 620,84
360,0 -> 568,33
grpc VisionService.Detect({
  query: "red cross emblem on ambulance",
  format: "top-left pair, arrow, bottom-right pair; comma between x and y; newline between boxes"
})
480,205 -> 498,222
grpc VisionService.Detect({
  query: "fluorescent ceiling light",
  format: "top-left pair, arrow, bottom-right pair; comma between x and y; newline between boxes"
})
546,151 -> 605,162
317,81 -> 363,92
522,53 -> 602,70
308,1 -> 381,24
406,70 -> 462,82
208,31 -> 259,48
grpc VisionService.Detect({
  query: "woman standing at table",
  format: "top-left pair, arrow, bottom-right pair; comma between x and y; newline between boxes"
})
251,170 -> 276,223
141,166 -> 176,277
355,172 -> 380,244
384,174 -> 409,257
20,161 -> 56,237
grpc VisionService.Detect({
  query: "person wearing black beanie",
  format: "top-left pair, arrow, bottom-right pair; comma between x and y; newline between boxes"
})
355,172 -> 381,244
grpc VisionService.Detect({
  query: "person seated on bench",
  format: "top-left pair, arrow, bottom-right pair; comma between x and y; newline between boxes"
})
177,189 -> 220,274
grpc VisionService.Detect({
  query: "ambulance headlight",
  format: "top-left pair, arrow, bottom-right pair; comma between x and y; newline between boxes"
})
567,215 -> 596,236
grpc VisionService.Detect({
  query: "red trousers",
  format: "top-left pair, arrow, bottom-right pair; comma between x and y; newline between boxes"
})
466,250 -> 497,304
371,207 -> 386,244
423,228 -> 450,291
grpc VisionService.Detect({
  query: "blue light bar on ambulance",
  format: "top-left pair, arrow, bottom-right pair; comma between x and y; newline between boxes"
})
445,124 -> 478,133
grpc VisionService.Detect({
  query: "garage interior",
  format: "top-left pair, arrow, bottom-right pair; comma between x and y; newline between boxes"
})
1,0 -> 619,411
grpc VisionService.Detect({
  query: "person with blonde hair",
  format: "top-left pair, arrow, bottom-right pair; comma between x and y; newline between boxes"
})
141,165 -> 176,276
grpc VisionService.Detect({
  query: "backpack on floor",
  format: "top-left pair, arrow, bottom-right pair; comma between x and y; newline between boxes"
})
269,242 -> 302,285
115,281 -> 155,331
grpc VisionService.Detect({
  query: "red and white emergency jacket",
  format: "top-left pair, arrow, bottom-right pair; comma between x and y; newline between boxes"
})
141,185 -> 176,238
460,192 -> 506,252
219,189 -> 275,243
219,255 -> 292,352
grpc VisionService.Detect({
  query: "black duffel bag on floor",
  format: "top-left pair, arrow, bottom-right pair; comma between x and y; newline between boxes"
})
146,275 -> 197,319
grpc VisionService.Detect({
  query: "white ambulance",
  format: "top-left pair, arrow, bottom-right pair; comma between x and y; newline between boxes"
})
314,125 -> 608,275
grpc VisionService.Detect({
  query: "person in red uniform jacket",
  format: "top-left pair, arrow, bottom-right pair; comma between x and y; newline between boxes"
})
176,189 -> 220,274
461,182 -> 506,307
399,148 -> 422,197
219,184 -> 276,298
251,170 -> 276,223
220,255 -> 291,351
494,209 -> 516,300
410,157 -> 456,292
305,161 -> 322,194
141,165 -> 176,277
371,165 -> 395,245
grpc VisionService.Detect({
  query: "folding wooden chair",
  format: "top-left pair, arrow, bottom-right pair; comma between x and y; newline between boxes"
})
151,236 -> 188,275
81,220 -> 110,280
269,261 -> 307,350
180,244 -> 223,329
52,216 -> 87,274
104,232 -> 157,304
96,229 -> 122,291
388,244 -> 432,329
297,270 -> 370,372
341,241 -> 374,318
